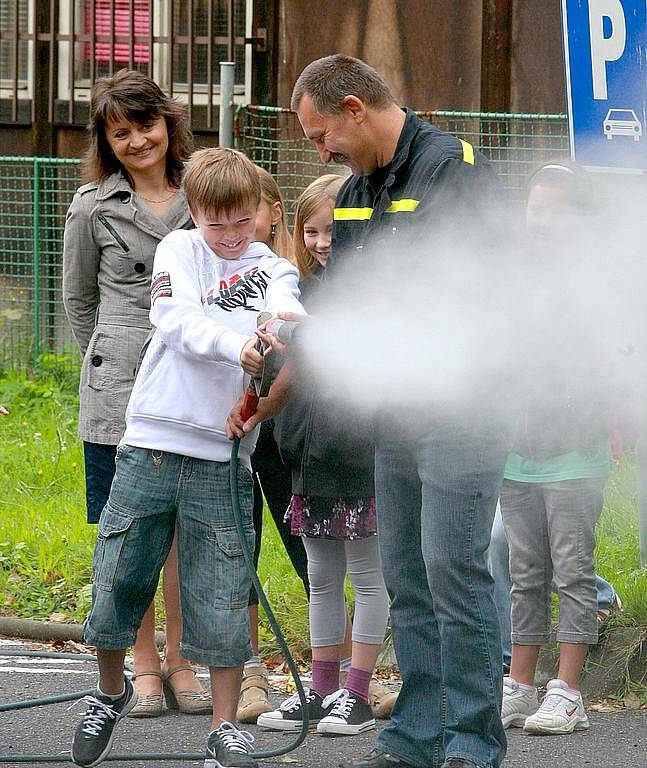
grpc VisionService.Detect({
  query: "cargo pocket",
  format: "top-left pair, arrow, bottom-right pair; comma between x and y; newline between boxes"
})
209,526 -> 255,609
235,464 -> 254,522
93,507 -> 135,591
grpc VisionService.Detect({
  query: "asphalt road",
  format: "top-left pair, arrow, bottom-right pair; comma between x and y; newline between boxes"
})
0,639 -> 645,768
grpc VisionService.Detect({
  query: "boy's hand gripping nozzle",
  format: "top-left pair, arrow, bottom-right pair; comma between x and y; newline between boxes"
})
240,311 -> 273,423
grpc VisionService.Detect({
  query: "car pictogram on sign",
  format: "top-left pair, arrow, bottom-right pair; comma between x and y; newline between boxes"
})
603,108 -> 643,141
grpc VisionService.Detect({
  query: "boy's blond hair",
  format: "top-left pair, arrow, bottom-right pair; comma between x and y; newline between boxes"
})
294,174 -> 344,279
255,166 -> 295,264
183,147 -> 261,216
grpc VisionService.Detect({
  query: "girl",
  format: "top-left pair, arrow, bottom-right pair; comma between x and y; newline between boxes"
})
237,166 -> 310,723
63,69 -> 210,717
258,174 -> 394,736
500,161 -> 617,735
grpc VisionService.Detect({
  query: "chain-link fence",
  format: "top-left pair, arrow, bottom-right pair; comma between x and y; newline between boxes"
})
0,157 -> 82,374
235,106 -> 570,218
1,108 -> 569,374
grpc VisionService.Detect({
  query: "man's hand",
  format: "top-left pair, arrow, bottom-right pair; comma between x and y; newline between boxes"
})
276,311 -> 306,323
256,312 -> 307,355
227,395 -> 262,438
226,360 -> 296,439
0,405 -> 8,416
240,338 -> 264,378
256,328 -> 286,355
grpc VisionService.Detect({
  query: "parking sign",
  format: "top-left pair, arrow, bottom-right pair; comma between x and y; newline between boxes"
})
562,0 -> 647,172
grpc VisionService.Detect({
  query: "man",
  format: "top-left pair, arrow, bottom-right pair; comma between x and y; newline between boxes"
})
231,55 -> 510,768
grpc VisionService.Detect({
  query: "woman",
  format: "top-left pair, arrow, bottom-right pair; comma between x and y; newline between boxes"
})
63,69 -> 210,717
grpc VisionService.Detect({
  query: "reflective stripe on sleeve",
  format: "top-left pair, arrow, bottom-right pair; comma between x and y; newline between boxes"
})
460,139 -> 475,165
385,198 -> 419,213
334,198 -> 422,220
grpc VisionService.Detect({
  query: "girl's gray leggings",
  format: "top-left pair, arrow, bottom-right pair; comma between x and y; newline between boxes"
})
302,535 -> 389,647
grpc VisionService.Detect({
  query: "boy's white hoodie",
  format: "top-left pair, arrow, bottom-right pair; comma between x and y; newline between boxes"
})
121,228 -> 303,466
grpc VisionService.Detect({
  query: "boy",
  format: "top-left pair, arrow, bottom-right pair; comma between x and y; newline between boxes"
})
71,148 -> 303,768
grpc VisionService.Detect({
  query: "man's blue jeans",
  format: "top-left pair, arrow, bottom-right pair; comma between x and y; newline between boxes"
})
375,411 -> 509,768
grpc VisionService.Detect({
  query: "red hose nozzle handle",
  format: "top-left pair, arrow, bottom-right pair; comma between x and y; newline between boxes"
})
240,388 -> 259,423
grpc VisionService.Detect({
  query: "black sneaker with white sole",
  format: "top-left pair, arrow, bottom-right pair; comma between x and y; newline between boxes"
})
71,676 -> 138,767
317,688 -> 376,736
204,721 -> 257,768
256,688 -> 333,731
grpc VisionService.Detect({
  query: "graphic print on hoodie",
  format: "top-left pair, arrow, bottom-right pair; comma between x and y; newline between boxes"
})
204,265 -> 271,312
121,228 -> 303,466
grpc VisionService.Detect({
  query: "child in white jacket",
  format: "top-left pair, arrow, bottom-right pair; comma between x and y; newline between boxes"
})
71,148 -> 302,768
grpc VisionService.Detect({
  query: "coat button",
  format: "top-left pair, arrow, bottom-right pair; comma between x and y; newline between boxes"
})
91,355 -> 103,367
119,192 -> 131,204
134,262 -> 146,273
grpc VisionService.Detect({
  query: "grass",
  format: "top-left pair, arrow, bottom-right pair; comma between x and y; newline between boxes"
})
0,358 -> 311,657
595,458 -> 647,624
0,360 -> 646,663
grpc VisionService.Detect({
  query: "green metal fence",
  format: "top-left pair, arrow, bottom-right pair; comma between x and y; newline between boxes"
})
0,157 -> 82,374
0,108 -> 569,374
235,106 -> 570,217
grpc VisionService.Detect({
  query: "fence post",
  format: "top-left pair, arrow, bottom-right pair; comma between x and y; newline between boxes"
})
32,158 -> 41,371
219,62 -> 235,148
636,438 -> 647,567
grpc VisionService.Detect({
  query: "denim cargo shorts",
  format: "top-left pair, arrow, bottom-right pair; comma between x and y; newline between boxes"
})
84,445 -> 255,667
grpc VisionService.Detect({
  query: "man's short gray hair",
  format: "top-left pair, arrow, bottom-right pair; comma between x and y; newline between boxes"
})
291,54 -> 396,114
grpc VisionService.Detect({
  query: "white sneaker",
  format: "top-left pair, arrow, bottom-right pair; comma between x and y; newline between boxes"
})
523,679 -> 590,735
501,675 -> 539,728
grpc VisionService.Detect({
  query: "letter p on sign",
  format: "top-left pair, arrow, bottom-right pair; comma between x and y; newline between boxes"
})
589,0 -> 627,99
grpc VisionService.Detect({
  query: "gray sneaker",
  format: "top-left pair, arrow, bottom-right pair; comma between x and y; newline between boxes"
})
71,677 -> 138,767
204,721 -> 257,768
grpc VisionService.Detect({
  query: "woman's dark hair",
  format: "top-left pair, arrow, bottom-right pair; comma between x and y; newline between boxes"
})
82,69 -> 193,186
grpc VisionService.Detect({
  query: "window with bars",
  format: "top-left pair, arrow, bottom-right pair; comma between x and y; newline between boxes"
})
0,0 -> 29,86
83,0 -> 151,68
172,0 -> 247,89
1,0 -> 254,127
69,0 -> 250,90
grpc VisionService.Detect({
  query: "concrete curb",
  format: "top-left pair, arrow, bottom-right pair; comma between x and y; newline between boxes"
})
0,615 -> 166,647
2,616 -> 645,699
537,625 -> 647,697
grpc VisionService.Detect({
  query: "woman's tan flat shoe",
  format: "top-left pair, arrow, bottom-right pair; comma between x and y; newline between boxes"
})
368,678 -> 399,719
128,671 -> 164,718
162,664 -> 212,715
237,662 -> 272,723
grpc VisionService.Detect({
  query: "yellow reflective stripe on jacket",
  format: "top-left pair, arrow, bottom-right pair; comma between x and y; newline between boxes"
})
333,207 -> 373,221
334,199 -> 420,220
460,139 -> 475,165
385,198 -> 419,213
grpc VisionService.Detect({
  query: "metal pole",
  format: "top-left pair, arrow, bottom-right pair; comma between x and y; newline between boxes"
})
32,158 -> 41,371
636,437 -> 647,567
219,61 -> 235,148
227,0 -> 235,62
